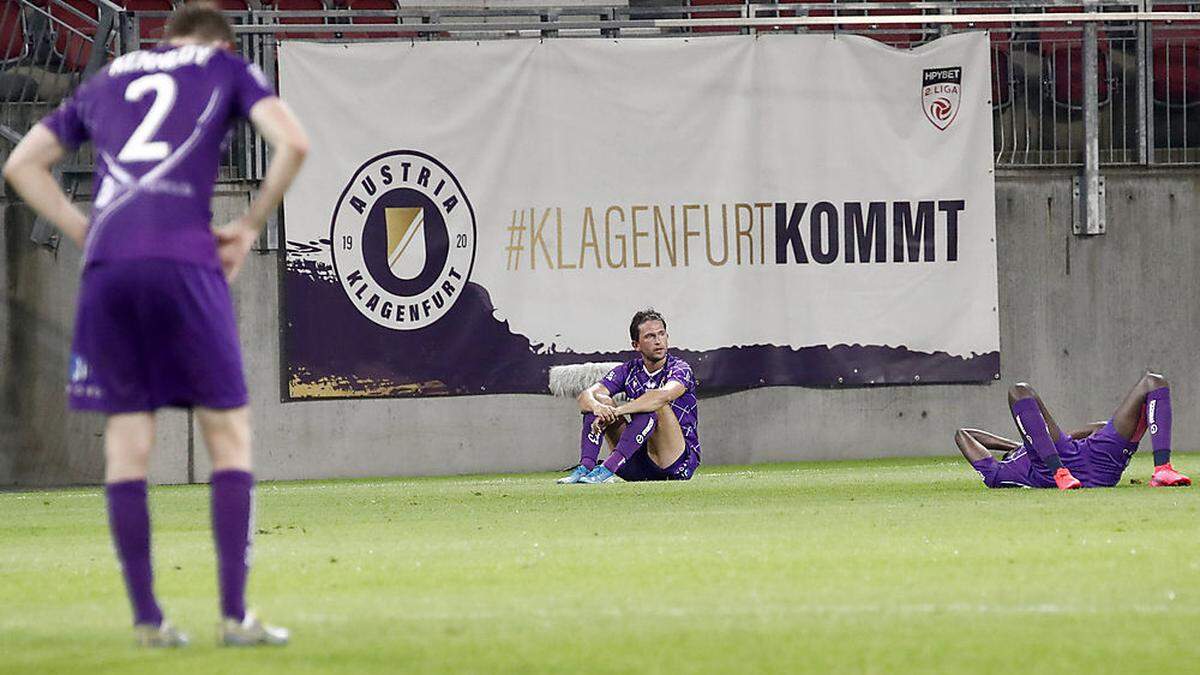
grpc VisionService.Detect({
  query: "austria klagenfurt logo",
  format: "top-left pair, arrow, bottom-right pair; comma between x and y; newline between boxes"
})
330,150 -> 476,330
922,66 -> 962,131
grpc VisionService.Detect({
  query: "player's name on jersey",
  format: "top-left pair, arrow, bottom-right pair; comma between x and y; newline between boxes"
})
108,45 -> 218,76
501,198 -> 968,271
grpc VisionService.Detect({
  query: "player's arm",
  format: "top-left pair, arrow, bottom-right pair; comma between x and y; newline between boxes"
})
215,97 -> 309,280
615,380 -> 684,416
578,383 -> 619,425
1067,422 -> 1106,440
962,428 -> 1020,452
1,125 -> 89,247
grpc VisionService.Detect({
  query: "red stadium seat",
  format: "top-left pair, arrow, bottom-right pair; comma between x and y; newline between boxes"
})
959,4 -> 1015,47
1038,7 -> 1112,108
50,0 -> 99,71
957,6 -> 1016,108
754,0 -> 789,32
347,0 -> 414,40
1153,42 -> 1200,106
769,0 -> 857,34
865,0 -> 926,48
268,0 -> 338,40
1,0 -> 28,62
688,0 -> 740,35
1151,4 -> 1200,107
124,0 -> 174,49
991,44 -> 1012,108
213,0 -> 251,38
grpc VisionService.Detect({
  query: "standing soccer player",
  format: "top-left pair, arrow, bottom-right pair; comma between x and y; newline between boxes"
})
2,3 -> 308,646
559,309 -> 701,484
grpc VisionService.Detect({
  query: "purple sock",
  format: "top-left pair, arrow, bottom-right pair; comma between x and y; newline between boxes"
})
1147,387 -> 1172,466
578,413 -> 601,470
211,469 -> 254,622
602,412 -> 657,473
1011,398 -> 1063,471
106,480 -> 163,627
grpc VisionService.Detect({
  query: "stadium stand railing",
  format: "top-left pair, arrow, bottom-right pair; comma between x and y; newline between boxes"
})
0,1 -> 1196,234
0,0 -> 119,155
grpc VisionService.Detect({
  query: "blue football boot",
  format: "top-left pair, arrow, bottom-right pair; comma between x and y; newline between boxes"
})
556,465 -> 591,484
578,465 -> 617,484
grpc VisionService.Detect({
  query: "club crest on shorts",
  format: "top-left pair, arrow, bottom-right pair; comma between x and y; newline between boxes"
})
922,66 -> 962,131
330,150 -> 476,330
69,354 -> 89,383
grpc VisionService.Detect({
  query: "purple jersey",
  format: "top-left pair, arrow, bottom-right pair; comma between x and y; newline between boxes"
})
40,44 -> 275,270
601,354 -> 701,458
975,420 -> 1138,489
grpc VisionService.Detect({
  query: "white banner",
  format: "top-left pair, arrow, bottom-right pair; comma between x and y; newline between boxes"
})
279,33 -> 998,398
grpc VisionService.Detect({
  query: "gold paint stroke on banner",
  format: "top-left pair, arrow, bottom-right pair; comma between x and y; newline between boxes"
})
289,371 -> 449,398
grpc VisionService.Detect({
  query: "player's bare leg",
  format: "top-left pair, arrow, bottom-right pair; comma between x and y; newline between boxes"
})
1109,372 -> 1189,487
645,403 -> 686,469
198,405 -> 253,471
955,428 -> 1021,461
954,427 -> 1027,488
103,413 -> 189,646
196,406 -> 289,646
105,413 -> 156,482
1110,371 -> 1165,442
953,428 -> 994,463
1007,383 -> 1080,490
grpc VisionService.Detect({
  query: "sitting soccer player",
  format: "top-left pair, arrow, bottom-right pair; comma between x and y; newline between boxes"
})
955,372 -> 1190,489
559,309 -> 701,484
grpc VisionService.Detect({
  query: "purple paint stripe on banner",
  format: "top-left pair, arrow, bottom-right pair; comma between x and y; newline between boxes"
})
282,266 -> 998,401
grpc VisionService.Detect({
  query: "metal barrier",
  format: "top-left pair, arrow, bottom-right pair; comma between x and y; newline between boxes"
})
1,1 -> 1198,231
0,0 -> 120,164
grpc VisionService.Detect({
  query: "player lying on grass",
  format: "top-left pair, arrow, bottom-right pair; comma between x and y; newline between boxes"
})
2,2 -> 307,647
955,372 -> 1190,490
559,309 -> 701,484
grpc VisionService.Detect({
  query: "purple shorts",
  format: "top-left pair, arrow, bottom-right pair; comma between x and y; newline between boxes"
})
973,420 -> 1134,489
616,445 -> 700,482
68,260 -> 248,414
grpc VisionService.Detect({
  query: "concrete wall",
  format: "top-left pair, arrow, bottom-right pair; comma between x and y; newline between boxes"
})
2,170 -> 1198,485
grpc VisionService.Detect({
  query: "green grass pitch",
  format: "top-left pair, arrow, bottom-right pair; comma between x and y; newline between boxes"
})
2,454 -> 1198,674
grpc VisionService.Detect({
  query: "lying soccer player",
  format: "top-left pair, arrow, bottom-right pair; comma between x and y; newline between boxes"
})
955,372 -> 1190,489
559,309 -> 701,484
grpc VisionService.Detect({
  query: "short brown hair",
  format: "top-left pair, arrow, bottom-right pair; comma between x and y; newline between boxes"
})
165,1 -> 235,43
629,309 -> 666,342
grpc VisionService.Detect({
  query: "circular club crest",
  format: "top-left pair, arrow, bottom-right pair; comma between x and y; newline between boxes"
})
330,150 -> 476,330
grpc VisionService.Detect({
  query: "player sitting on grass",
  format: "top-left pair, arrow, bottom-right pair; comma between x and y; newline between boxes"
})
955,372 -> 1190,490
2,2 -> 307,647
559,309 -> 701,484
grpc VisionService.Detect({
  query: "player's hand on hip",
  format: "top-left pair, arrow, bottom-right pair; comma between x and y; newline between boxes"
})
215,219 -> 259,282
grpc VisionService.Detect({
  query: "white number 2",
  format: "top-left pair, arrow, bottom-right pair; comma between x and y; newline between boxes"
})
117,73 -> 177,162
